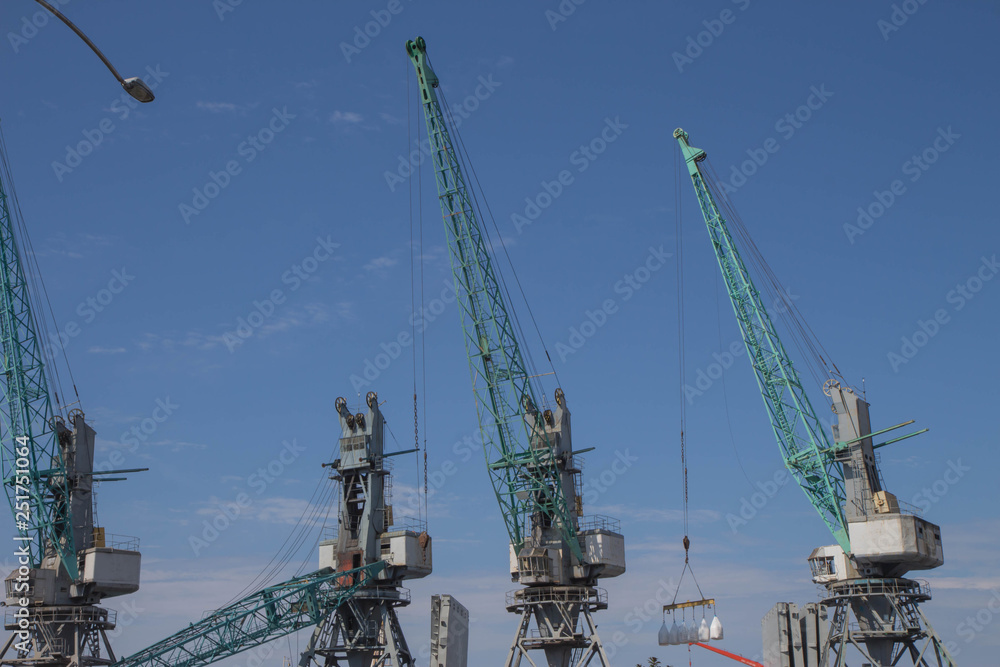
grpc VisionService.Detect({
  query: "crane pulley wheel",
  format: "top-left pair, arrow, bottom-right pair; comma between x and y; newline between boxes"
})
366,391 -> 377,408
335,397 -> 347,412
554,388 -> 565,406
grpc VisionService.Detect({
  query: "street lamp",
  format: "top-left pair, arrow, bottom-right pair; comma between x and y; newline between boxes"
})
33,0 -> 155,103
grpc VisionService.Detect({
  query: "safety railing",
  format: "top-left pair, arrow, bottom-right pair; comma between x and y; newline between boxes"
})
4,605 -> 116,628
577,515 -> 621,533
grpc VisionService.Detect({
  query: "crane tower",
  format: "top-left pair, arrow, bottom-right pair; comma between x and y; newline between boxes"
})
0,139 -> 141,667
299,392 -> 431,667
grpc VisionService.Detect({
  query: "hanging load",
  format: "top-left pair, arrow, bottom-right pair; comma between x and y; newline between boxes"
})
661,597 -> 721,647
711,613 -> 724,640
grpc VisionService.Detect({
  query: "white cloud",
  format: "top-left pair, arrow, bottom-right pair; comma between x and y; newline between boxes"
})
88,346 -> 127,354
196,101 -> 260,114
196,101 -> 238,113
364,256 -> 398,271
330,110 -> 363,124
136,331 -> 227,352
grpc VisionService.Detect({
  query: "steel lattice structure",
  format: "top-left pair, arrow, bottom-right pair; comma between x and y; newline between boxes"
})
675,129 -> 849,552
112,564 -> 384,667
0,173 -> 77,579
406,36 -> 580,560
675,128 -> 956,666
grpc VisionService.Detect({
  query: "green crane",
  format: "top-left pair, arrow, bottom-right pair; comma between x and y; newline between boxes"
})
673,128 -> 849,553
0,163 -> 77,581
407,37 -> 625,667
674,128 -> 955,666
406,36 -> 579,560
1,127 -> 148,667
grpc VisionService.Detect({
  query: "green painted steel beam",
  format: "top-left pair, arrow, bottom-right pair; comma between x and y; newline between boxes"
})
832,420 -> 915,450
0,166 -> 78,579
872,428 -> 929,450
113,563 -> 385,667
406,36 -> 581,560
673,128 -> 850,553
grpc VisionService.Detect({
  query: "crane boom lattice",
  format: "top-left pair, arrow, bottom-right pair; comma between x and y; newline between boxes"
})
674,129 -> 849,552
406,37 -> 579,559
112,564 -> 384,667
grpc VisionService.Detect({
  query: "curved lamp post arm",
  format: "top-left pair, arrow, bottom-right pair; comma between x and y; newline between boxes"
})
33,0 -> 155,103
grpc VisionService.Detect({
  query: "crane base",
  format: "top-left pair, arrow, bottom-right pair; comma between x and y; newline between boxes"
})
0,605 -> 117,667
504,586 -> 611,667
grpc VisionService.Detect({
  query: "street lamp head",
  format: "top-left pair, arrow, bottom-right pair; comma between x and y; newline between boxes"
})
121,77 -> 154,103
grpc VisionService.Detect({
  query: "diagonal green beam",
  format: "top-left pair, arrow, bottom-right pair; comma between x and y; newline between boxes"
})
674,128 -> 850,553
112,563 -> 385,667
406,36 -> 581,560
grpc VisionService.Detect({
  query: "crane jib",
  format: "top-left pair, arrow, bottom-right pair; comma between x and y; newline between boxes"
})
673,128 -> 850,554
406,37 -> 582,560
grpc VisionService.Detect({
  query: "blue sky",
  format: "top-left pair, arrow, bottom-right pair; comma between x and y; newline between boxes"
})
2,1 -> 998,665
